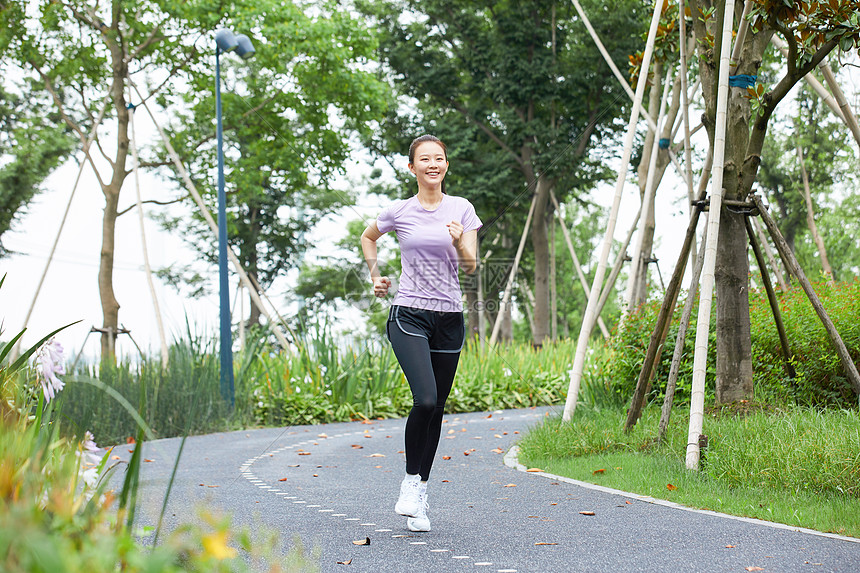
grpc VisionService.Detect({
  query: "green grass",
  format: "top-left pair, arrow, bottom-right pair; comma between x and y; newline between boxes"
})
518,406 -> 860,538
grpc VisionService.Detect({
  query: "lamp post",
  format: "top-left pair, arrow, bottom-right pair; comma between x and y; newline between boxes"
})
215,28 -> 254,406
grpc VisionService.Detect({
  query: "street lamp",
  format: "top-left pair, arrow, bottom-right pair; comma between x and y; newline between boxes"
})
215,28 -> 254,406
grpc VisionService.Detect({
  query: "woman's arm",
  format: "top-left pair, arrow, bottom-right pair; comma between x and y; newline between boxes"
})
448,222 -> 478,274
360,222 -> 391,297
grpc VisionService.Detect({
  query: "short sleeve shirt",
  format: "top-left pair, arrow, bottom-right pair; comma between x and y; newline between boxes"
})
376,194 -> 482,312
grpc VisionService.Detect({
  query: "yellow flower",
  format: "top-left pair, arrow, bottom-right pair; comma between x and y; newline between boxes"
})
202,530 -> 238,560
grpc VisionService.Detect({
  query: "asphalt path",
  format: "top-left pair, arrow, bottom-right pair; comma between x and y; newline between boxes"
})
121,406 -> 860,572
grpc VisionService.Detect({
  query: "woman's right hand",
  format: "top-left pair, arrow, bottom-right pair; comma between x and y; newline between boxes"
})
373,276 -> 392,298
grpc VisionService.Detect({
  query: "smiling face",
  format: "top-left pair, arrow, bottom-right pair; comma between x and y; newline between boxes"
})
408,141 -> 449,190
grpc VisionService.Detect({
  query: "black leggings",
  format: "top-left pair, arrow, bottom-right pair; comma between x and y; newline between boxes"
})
387,320 -> 461,481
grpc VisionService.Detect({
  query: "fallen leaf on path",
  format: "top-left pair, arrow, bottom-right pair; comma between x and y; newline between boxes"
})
144,459 -> 154,463
448,429 -> 455,434
625,500 -> 632,504
128,449 -> 133,453
313,474 -> 318,477
352,537 -> 371,546
503,484 -> 517,488
666,484 -> 677,491
486,414 -> 492,418
112,455 -> 120,460
336,559 -> 352,565
442,456 -> 452,460
374,465 -> 382,468
725,545 -> 735,548
526,468 -> 542,473
492,448 -> 504,454
461,428 -> 467,432
441,480 -> 450,482
463,451 -> 470,456
288,464 -> 300,467
535,542 -> 558,546
494,434 -> 503,438
364,435 -> 372,439
318,433 -> 328,438
351,444 -> 363,449
278,478 -> 287,482
592,469 -> 605,475
579,511 -> 595,516
745,568 -> 764,572
513,431 -> 519,434
369,453 -> 385,457
298,452 -> 311,456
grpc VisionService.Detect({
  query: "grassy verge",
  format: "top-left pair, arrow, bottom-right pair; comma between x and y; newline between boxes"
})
517,406 -> 860,538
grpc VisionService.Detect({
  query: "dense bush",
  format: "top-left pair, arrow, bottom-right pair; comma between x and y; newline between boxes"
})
603,278 -> 860,408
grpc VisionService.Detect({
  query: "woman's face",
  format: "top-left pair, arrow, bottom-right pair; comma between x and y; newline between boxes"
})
408,141 -> 448,188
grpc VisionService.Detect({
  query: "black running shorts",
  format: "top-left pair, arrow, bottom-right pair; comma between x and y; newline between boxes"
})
386,305 -> 465,353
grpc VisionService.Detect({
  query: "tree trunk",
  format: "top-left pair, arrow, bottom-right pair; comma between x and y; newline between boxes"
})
99,39 -> 131,361
796,143 -> 834,281
530,177 -> 552,345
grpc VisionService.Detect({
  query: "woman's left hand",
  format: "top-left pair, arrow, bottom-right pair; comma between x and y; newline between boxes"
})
447,220 -> 464,245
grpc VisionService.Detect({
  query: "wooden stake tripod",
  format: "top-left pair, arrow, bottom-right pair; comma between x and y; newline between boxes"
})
626,193 -> 860,464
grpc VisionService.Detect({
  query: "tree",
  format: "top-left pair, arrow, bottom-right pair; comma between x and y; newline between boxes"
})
687,0 -> 860,402
2,0 -> 387,359
1,0 -> 226,359
155,2 -> 389,329
358,0 -> 648,345
0,83 -> 76,255
758,82 -> 854,281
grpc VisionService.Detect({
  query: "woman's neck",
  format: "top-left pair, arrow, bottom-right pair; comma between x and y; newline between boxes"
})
417,186 -> 444,209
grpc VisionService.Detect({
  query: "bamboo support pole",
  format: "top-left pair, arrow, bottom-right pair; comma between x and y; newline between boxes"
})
132,83 -> 293,352
623,67 -> 673,316
728,1 -> 754,75
658,224 -> 708,443
129,105 -> 170,369
549,190 -> 610,338
624,192 -> 705,431
770,37 -> 845,121
750,194 -> 860,398
817,61 -> 860,150
686,0 -> 736,471
562,0 -> 665,422
678,9 -> 696,224
569,0 -> 658,133
550,214 -> 557,340
13,98 -> 111,359
744,216 -> 796,380
594,207 -> 642,322
489,193 -> 538,346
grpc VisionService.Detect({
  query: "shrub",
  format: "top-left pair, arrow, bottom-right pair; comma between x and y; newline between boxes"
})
602,278 -> 860,408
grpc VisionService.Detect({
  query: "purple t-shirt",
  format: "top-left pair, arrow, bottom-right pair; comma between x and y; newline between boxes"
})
377,194 -> 482,312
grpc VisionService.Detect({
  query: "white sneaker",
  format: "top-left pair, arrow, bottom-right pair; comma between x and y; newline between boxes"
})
394,476 -> 422,517
407,493 -> 430,532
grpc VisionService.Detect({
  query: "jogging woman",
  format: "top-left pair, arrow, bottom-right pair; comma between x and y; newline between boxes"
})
360,134 -> 481,532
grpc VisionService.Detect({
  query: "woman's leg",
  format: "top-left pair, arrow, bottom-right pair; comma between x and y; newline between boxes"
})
387,324 -> 438,476
417,351 -> 460,481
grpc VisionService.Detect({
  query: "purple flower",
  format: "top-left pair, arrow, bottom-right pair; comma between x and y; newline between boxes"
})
37,339 -> 66,403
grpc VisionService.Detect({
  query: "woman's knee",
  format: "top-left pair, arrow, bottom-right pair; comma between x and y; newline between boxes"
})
411,394 -> 438,414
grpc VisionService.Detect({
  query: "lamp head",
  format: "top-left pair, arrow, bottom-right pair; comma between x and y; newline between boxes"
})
235,34 -> 255,60
215,29 -> 238,53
